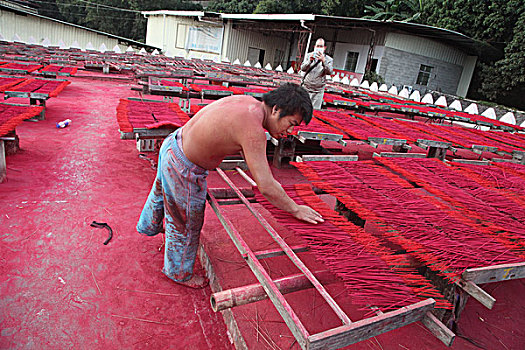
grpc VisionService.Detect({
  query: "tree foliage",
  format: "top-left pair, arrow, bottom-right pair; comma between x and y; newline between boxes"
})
34,0 -> 524,109
364,0 -> 423,22
421,0 -> 525,109
38,0 -> 202,42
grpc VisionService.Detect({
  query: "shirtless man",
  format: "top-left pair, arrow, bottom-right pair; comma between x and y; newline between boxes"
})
137,83 -> 324,288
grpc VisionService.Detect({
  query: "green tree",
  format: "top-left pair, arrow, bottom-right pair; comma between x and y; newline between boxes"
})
207,0 -> 257,13
364,0 -> 423,22
421,0 -> 525,109
51,0 -> 201,42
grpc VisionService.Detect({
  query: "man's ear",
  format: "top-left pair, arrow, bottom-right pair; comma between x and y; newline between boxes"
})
272,106 -> 279,115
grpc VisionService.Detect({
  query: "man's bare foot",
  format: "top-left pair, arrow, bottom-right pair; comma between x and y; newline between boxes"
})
173,274 -> 209,289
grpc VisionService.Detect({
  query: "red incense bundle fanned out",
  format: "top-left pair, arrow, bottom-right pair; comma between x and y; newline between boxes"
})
116,98 -> 190,133
469,129 -> 525,151
0,77 -> 27,91
158,80 -> 189,91
5,79 -> 70,97
493,162 -> 525,181
190,84 -> 231,92
0,103 -> 44,137
0,62 -> 42,73
291,117 -> 342,136
254,184 -> 451,311
292,161 -> 525,282
228,86 -> 268,95
449,162 -> 525,208
314,110 -> 399,140
376,158 -> 525,243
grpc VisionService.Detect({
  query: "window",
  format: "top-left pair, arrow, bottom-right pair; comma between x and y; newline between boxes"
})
370,58 -> 378,72
416,64 -> 433,86
344,52 -> 359,72
176,24 -> 187,49
273,49 -> 284,69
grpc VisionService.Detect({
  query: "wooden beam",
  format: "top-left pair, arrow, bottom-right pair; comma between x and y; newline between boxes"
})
449,159 -> 490,165
421,312 -> 455,347
295,155 -> 358,162
374,152 -> 426,158
211,269 -> 335,312
216,168 -> 353,326
207,192 -> 310,348
251,245 -> 309,260
455,279 -> 496,309
462,262 -> 525,284
307,299 -> 435,349
0,140 -> 6,184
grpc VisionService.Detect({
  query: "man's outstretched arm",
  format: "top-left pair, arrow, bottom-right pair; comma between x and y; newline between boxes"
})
241,133 -> 323,224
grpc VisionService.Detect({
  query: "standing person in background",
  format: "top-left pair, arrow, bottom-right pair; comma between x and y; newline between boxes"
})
300,38 -> 334,110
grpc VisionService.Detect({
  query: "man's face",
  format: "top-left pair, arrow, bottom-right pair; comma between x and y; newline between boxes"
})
269,108 -> 302,139
314,40 -> 325,54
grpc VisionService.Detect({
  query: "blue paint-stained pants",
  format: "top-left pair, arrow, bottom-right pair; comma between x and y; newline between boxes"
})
137,128 -> 208,282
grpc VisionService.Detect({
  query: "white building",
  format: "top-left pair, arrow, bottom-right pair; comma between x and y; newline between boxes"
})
142,11 -> 498,97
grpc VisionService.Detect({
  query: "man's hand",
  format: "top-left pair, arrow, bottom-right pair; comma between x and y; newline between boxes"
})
293,205 -> 324,224
317,52 -> 326,64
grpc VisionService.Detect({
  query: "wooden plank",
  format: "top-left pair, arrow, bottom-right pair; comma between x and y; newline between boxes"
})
207,193 -> 310,348
251,245 -> 309,260
375,152 -> 426,158
0,140 -> 6,184
367,137 -> 407,146
216,168 -> 353,326
416,139 -> 452,148
296,131 -> 343,143
421,312 -> 455,346
455,279 -> 495,309
449,159 -> 490,165
219,159 -> 248,171
296,155 -> 358,162
462,262 -> 525,284
235,167 -> 256,186
307,299 -> 435,350
472,145 -> 498,153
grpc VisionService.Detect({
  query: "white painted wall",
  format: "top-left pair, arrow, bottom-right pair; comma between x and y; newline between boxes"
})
332,43 -> 384,74
384,32 -> 466,65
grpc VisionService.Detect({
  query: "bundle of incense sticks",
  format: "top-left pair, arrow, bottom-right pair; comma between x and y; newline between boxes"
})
449,162 -> 525,208
255,183 -> 452,311
0,104 -> 44,137
293,160 -> 525,282
376,158 -> 525,246
0,63 -> 42,73
116,98 -> 189,133
7,79 -> 71,97
314,110 -> 398,140
0,77 -> 27,91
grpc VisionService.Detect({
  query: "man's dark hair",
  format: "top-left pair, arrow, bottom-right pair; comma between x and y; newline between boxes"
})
262,83 -> 313,125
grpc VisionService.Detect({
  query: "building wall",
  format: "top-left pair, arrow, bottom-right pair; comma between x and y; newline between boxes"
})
0,9 -> 127,51
145,14 -> 221,60
378,46 -> 463,94
225,24 -> 291,68
384,32 -> 466,66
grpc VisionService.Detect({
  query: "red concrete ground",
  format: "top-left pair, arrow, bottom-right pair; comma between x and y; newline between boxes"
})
0,76 -> 231,349
1,74 -> 524,350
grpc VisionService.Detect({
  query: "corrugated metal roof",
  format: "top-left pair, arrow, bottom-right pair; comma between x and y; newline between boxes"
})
142,10 -> 205,17
314,15 -> 500,58
220,13 -> 315,21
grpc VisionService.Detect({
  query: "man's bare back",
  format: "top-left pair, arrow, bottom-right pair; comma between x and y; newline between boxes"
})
179,86 -> 323,225
181,95 -> 265,170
